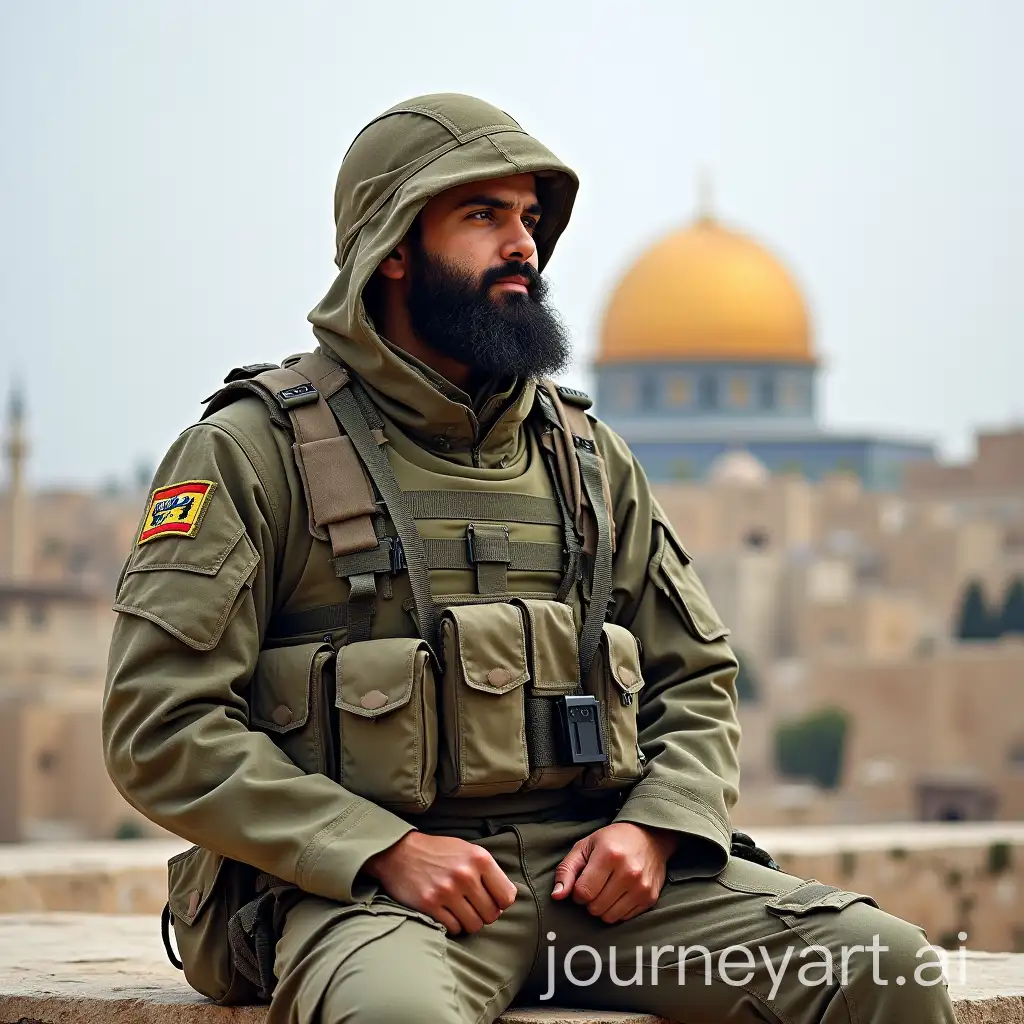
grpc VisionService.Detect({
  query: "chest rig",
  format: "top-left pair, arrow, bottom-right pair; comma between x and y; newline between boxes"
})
204,350 -> 636,792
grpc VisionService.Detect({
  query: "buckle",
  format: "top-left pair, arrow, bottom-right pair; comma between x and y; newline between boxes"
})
388,536 -> 407,573
557,695 -> 607,765
276,382 -> 319,408
466,522 -> 509,563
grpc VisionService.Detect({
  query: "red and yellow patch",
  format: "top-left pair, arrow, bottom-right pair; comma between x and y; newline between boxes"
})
138,480 -> 217,545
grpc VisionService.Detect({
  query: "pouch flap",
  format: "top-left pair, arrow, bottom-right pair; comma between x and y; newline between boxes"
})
336,637 -> 431,718
443,604 -> 529,695
250,640 -> 332,733
167,845 -> 225,926
516,599 -> 579,695
113,530 -> 259,652
295,436 -> 377,528
651,516 -> 730,643
766,880 -> 879,917
601,623 -> 645,697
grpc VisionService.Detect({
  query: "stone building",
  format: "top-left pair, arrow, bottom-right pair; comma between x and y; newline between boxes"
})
0,389 -> 157,842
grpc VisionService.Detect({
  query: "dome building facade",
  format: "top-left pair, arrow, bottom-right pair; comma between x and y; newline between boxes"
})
594,205 -> 934,488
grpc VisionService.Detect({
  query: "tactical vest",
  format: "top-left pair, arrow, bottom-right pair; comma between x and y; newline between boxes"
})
201,349 -> 649,810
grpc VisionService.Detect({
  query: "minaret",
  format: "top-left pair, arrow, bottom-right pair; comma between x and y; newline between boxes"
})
696,165 -> 715,224
4,385 -> 30,580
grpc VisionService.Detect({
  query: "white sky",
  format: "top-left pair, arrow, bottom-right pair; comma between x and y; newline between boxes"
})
1,0 -> 1021,487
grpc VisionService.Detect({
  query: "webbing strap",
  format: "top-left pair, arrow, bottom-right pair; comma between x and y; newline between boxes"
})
421,538 -> 564,573
267,602 -> 348,639
346,572 -> 378,643
404,490 -> 562,525
467,523 -> 510,595
576,437 -> 615,679
327,383 -> 439,648
540,437 -> 582,604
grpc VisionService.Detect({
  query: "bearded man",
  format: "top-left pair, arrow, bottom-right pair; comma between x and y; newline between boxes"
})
102,93 -> 956,1024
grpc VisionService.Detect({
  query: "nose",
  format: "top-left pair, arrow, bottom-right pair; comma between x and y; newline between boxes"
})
499,219 -> 538,265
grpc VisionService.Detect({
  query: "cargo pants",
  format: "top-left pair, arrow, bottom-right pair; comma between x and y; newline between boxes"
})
266,816 -> 957,1024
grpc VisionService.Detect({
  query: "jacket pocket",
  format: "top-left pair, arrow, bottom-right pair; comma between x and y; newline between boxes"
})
516,598 -> 586,791
336,637 -> 438,813
250,640 -> 335,777
438,603 -> 530,797
166,845 -> 254,1005
580,622 -> 646,789
650,518 -> 730,643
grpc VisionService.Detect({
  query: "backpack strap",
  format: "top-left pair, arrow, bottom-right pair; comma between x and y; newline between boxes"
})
537,382 -> 617,679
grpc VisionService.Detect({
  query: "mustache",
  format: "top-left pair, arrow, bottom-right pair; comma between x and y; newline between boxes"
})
480,260 -> 543,294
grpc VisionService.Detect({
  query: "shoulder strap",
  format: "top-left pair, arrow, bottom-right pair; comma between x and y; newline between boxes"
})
538,382 -> 616,678
202,352 -> 386,643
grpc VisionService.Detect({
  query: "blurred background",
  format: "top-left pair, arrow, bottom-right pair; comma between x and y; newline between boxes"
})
0,1 -> 1021,953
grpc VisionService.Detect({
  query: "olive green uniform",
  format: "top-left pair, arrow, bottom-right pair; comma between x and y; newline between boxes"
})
101,93 -> 955,1023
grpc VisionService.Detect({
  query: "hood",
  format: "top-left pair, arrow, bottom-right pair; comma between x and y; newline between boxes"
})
307,93 -> 578,462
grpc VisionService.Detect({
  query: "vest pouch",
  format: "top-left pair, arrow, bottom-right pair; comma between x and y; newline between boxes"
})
166,845 -> 260,1005
250,640 -> 335,777
438,603 -> 530,797
516,598 -> 587,791
580,622 -> 646,789
336,637 -> 438,813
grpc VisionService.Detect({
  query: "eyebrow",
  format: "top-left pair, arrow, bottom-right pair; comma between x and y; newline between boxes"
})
455,194 -> 543,217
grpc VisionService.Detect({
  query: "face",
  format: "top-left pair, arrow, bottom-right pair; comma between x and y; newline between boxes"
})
376,173 -> 571,380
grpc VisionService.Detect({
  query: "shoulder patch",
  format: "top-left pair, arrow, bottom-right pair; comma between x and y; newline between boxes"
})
138,480 -> 218,545
555,385 -> 593,410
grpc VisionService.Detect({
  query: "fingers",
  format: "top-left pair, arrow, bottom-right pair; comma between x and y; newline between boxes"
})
451,894 -> 486,934
572,854 -> 614,907
433,906 -> 463,935
480,855 -> 518,911
552,838 -> 590,899
597,890 -> 641,924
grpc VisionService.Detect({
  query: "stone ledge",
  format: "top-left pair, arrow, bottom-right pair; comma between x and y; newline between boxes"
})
0,915 -> 1021,1024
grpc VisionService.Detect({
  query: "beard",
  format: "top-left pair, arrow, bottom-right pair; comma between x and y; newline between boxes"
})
404,244 -> 572,380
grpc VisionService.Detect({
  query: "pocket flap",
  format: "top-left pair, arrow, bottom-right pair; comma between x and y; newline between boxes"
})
443,604 -> 529,695
336,637 -> 431,718
651,520 -> 730,643
601,623 -> 645,697
766,880 -> 878,916
517,599 -> 579,695
250,640 -> 332,733
167,845 -> 225,925
113,530 -> 259,652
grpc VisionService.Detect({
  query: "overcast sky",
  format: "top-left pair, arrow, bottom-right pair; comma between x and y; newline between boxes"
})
1,1 -> 1021,488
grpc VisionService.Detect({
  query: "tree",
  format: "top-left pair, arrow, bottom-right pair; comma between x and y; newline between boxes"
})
773,708 -> 849,789
998,577 -> 1024,637
734,649 -> 760,704
955,580 -> 1000,641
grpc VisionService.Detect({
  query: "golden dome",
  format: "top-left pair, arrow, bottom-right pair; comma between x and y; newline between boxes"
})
598,216 -> 814,365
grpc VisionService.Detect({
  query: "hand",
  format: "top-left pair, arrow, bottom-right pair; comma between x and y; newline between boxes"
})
363,831 -> 517,935
551,822 -> 679,924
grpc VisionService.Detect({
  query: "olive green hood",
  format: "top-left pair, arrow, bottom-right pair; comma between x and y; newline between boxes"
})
307,93 -> 579,457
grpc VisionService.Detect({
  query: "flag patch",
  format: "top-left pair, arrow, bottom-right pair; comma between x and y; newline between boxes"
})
138,480 -> 217,545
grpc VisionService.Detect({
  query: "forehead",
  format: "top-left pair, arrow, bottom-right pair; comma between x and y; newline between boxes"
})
426,173 -> 539,213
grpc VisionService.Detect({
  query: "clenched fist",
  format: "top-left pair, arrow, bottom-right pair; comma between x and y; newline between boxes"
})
363,831 -> 517,935
551,822 -> 679,923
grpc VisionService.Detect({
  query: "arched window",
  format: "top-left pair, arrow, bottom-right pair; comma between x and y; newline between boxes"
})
759,375 -> 777,410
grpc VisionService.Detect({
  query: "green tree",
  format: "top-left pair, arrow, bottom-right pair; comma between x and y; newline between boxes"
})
955,580 -> 1000,641
734,649 -> 760,704
998,577 -> 1024,637
773,708 -> 848,789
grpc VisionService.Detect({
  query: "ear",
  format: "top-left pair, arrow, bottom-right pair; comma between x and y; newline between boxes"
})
377,240 -> 410,281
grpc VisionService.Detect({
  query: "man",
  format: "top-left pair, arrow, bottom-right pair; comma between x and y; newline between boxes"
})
102,93 -> 956,1023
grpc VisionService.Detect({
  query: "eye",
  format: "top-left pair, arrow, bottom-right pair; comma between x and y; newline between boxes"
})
522,215 -> 539,232
468,209 -> 493,222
